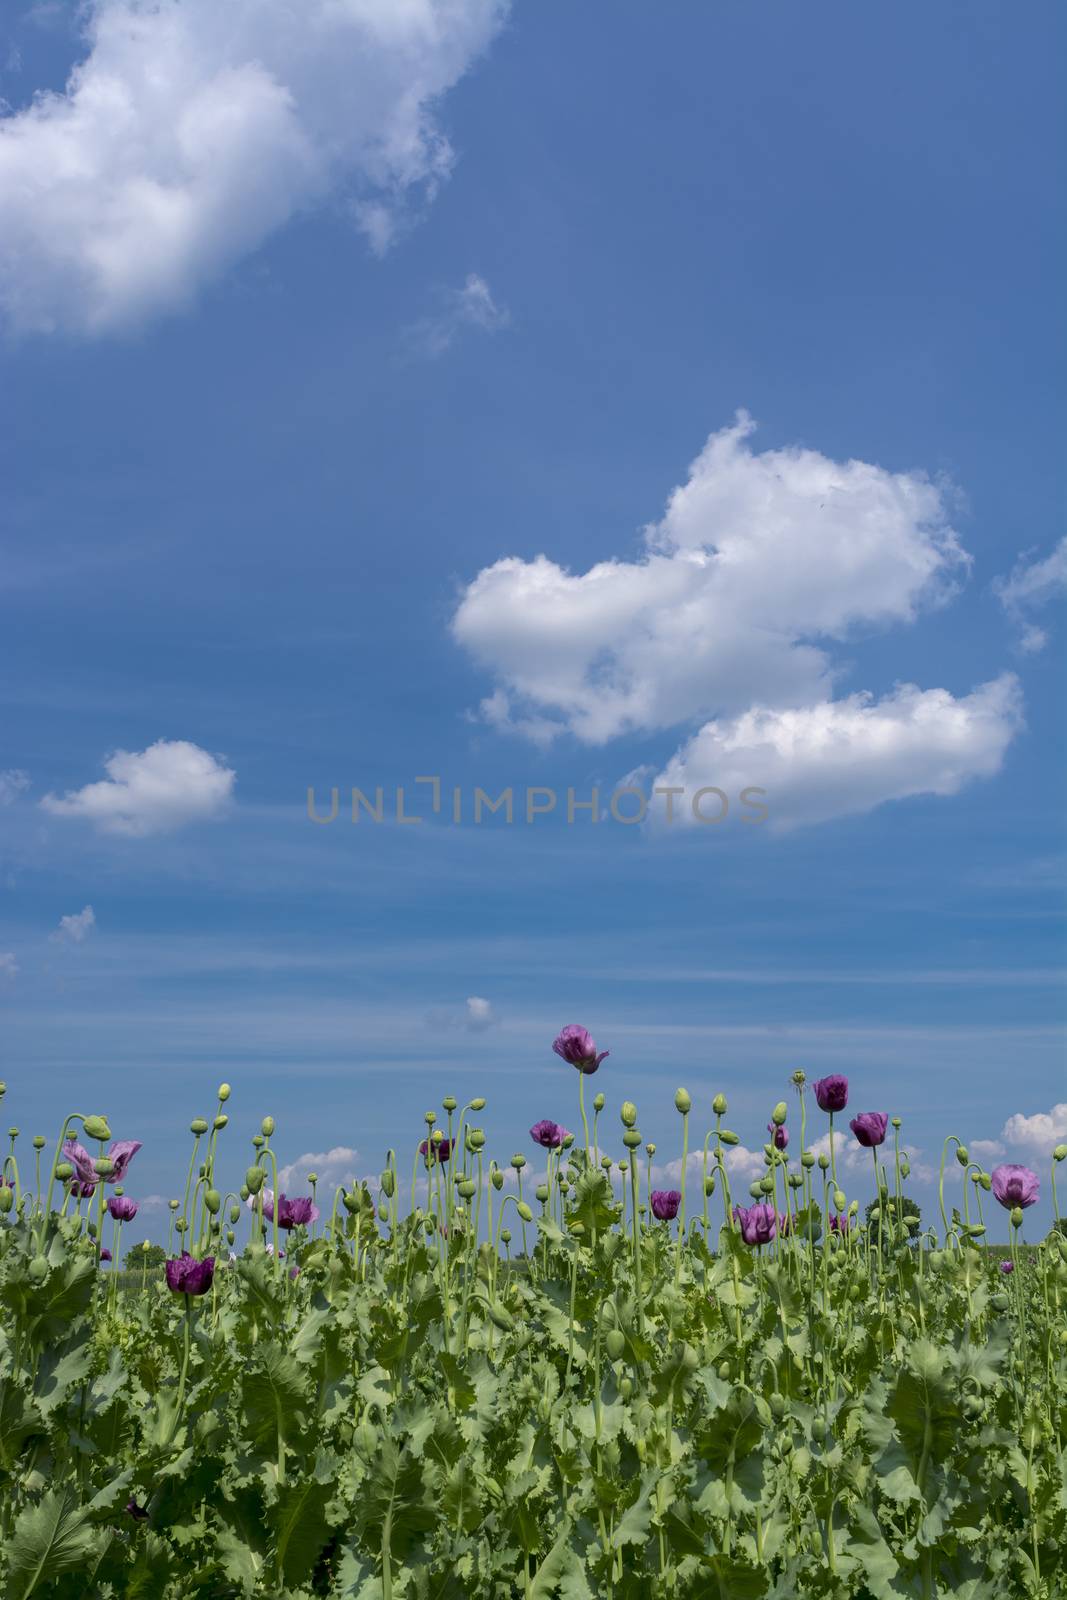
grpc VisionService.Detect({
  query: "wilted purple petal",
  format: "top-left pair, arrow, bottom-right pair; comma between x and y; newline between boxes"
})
552,1025 -> 609,1075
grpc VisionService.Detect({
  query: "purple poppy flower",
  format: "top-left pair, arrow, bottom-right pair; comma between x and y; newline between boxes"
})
274,1195 -> 319,1231
552,1025 -> 609,1075
246,1187 -> 273,1214
812,1076 -> 849,1113
107,1195 -> 139,1222
650,1189 -> 681,1221
165,1253 -> 216,1296
530,1120 -> 569,1150
828,1212 -> 853,1234
100,1248 -> 112,1262
777,1211 -> 794,1236
419,1138 -> 454,1164
68,1179 -> 97,1200
63,1136 -> 142,1187
733,1203 -> 777,1246
767,1121 -> 789,1150
999,1259 -> 1014,1275
126,1497 -> 149,1523
849,1113 -> 888,1149
990,1165 -> 1039,1211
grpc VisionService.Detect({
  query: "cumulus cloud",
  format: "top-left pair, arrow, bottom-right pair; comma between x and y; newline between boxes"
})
997,1103 -> 1067,1159
41,739 -> 235,835
52,904 -> 96,943
653,676 -> 1022,832
454,413 -> 1024,829
970,1138 -> 1006,1162
406,272 -> 510,357
0,952 -> 17,981
0,0 -> 508,334
277,1145 -> 360,1194
993,536 -> 1067,653
425,995 -> 497,1032
0,769 -> 29,803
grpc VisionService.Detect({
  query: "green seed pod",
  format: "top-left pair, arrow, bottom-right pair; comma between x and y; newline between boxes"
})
620,1376 -> 634,1400
622,1129 -> 643,1149
190,1118 -> 209,1136
511,1153 -> 526,1170
717,1361 -> 730,1380
501,1228 -> 512,1245
748,1182 -> 762,1199
380,1169 -> 396,1198
470,1097 -> 486,1111
712,1094 -> 728,1116
759,1177 -> 774,1196
204,1189 -> 221,1215
535,1184 -> 549,1204
93,1157 -> 115,1177
252,1135 -> 264,1150
801,1151 -> 815,1169
674,1088 -> 692,1114
606,1329 -> 626,1360
620,1101 -> 638,1128
217,1083 -> 231,1102
818,1154 -> 830,1171
593,1093 -> 606,1112
442,1095 -> 458,1112
7,1127 -> 18,1140
424,1110 -> 437,1125
260,1116 -> 275,1138
32,1135 -> 46,1150
56,1162 -> 73,1181
169,1198 -> 180,1211
468,1129 -> 486,1151
490,1169 -> 504,1191
458,1178 -> 477,1200
770,1101 -> 788,1126
991,1291 -> 1010,1312
245,1167 -> 265,1194
516,1201 -> 534,1223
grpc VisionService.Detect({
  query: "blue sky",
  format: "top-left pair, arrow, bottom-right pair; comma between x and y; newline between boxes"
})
0,0 -> 1064,1241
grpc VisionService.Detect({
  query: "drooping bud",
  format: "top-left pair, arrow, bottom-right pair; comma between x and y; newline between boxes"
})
516,1201 -> 534,1223
491,1169 -> 504,1191
1054,1144 -> 1067,1163
204,1189 -> 221,1215
719,1130 -> 740,1146
245,1167 -> 265,1194
470,1098 -> 486,1111
955,1145 -> 969,1167
704,1175 -> 716,1196
380,1169 -> 395,1198
834,1190 -> 846,1213
605,1329 -> 625,1360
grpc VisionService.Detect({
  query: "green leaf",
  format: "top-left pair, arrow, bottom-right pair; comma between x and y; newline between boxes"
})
6,1489 -> 102,1600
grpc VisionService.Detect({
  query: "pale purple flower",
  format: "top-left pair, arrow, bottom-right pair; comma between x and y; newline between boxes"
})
165,1254 -> 215,1295
650,1190 -> 681,1221
63,1136 -> 142,1187
530,1120 -> 569,1150
999,1259 -> 1014,1275
107,1196 -> 139,1222
828,1212 -> 853,1234
552,1025 -> 609,1075
990,1165 -> 1039,1211
812,1076 -> 849,1113
849,1113 -> 888,1149
733,1203 -> 777,1246
246,1187 -> 273,1214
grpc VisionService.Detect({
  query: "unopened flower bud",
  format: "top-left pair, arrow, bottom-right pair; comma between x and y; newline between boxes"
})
204,1189 -> 221,1215
562,1132 -> 574,1148
260,1116 -> 275,1138
217,1083 -> 231,1102
1054,1144 -> 1067,1163
245,1167 -> 265,1194
535,1184 -> 549,1204
470,1098 -> 486,1111
517,1201 -> 534,1222
380,1169 -> 395,1198
469,1129 -> 486,1151
190,1118 -> 209,1136
704,1175 -> 716,1196
955,1145 -> 969,1167
593,1093 -> 605,1112
771,1101 -> 787,1126
712,1094 -> 728,1116
644,1143 -> 655,1157
501,1228 -> 512,1244
674,1088 -> 691,1115
719,1130 -> 740,1146
342,1190 -> 359,1214
56,1162 -> 73,1181
168,1198 -> 180,1211
252,1134 -> 264,1149
1010,1206 -> 1023,1228
834,1190 -> 846,1213
0,1187 -> 12,1214
378,1201 -> 389,1222
491,1169 -> 504,1191
818,1154 -> 829,1171
82,1115 -> 112,1142
620,1102 -> 638,1128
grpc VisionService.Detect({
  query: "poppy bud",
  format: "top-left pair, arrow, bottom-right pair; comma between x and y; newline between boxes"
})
748,1182 -> 762,1199
622,1130 -> 642,1149
1054,1145 -> 1067,1163
593,1093 -> 606,1112
771,1102 -> 788,1126
56,1162 -> 73,1181
1010,1206 -> 1023,1227
620,1376 -> 634,1399
190,1118 -> 209,1136
606,1330 -> 625,1360
491,1169 -> 504,1191
342,1190 -> 360,1213
517,1201 -> 534,1222
487,1302 -> 514,1332
378,1202 -> 389,1222
719,1130 -> 740,1146
501,1228 -> 512,1244
0,1187 -> 12,1214
704,1176 -> 715,1196
424,1110 -> 436,1125
380,1169 -> 395,1198
535,1184 -> 549,1204
213,1115 -> 228,1130
834,1190 -> 846,1213
28,1254 -> 48,1280
458,1179 -> 477,1199
169,1198 -> 180,1211
769,1393 -> 787,1419
620,1102 -> 638,1128
818,1154 -> 829,1171
978,1172 -> 991,1190
239,1186 -> 249,1201
717,1361 -> 730,1380
204,1189 -> 221,1215
562,1133 -> 574,1148
261,1117 -> 274,1138
956,1145 -> 969,1167
471,1098 -> 486,1111
245,1167 -> 265,1194
217,1084 -> 231,1102
469,1129 -> 486,1151
712,1094 -> 728,1115
644,1143 -> 655,1157
900,1159 -> 911,1178
891,1116 -> 902,1128
674,1088 -> 691,1114
252,1135 -> 264,1150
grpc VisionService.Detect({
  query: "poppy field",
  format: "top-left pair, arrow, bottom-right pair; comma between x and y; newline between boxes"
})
0,1032 -> 1065,1600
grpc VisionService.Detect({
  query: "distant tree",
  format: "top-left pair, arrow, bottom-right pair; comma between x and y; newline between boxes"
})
126,1241 -> 166,1268
865,1194 -> 920,1246
1050,1218 -> 1067,1241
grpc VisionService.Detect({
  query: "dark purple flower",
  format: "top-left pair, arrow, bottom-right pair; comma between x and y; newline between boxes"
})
126,1497 -> 149,1524
650,1189 -> 681,1221
68,1179 -> 97,1200
733,1203 -> 777,1246
165,1253 -> 216,1295
63,1136 -> 142,1187
991,1165 -> 1039,1211
419,1138 -> 454,1164
530,1119 -> 569,1150
829,1212 -> 853,1234
812,1076 -> 849,1113
849,1113 -> 888,1149
552,1025 -> 609,1075
999,1259 -> 1014,1275
274,1194 -> 319,1231
107,1195 -> 139,1222
100,1248 -> 112,1262
777,1211 -> 794,1236
767,1121 -> 789,1150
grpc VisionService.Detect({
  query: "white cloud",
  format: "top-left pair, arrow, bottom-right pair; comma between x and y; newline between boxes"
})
41,738 -> 235,836
52,904 -> 96,943
970,1138 -> 1006,1162
426,995 -> 498,1031
653,675 -> 1022,832
453,413 -> 969,746
998,1102 -> 1067,1159
652,1145 -> 767,1188
465,995 -> 494,1030
994,536 -> 1067,653
0,952 -> 17,981
277,1145 -> 360,1194
0,769 -> 29,803
407,272 -> 510,357
0,0 -> 508,334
